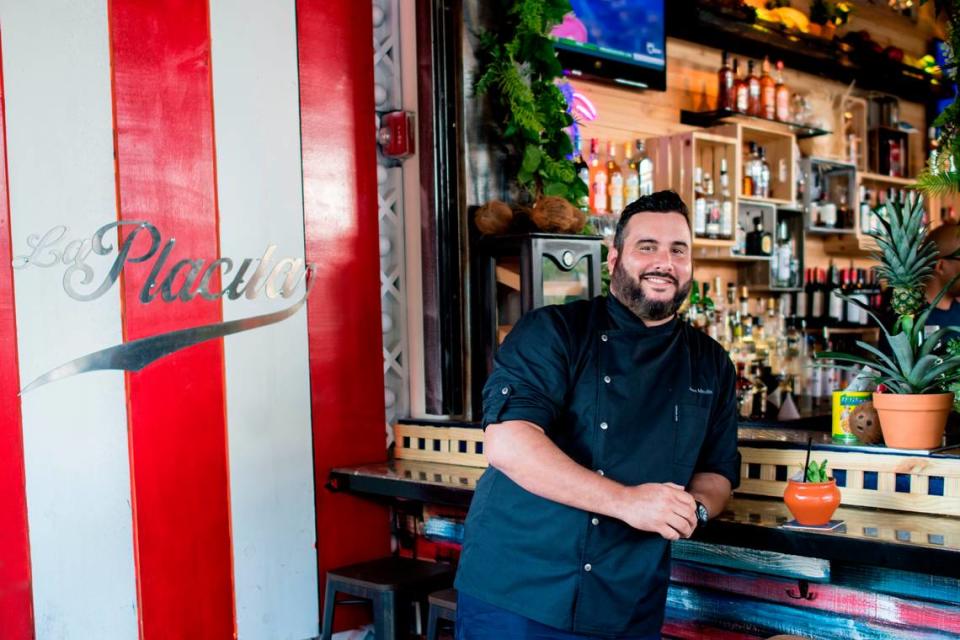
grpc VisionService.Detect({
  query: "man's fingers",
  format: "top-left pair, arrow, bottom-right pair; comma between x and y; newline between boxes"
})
664,483 -> 686,490
668,512 -> 694,537
672,507 -> 697,531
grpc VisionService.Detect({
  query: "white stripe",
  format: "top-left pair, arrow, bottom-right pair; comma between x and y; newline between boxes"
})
209,1 -> 319,638
0,2 -> 138,638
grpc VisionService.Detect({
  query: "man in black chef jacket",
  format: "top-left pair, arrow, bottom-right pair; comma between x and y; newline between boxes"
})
455,191 -> 741,639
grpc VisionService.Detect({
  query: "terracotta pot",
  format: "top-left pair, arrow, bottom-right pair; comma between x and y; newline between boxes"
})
872,392 -> 954,450
783,479 -> 841,526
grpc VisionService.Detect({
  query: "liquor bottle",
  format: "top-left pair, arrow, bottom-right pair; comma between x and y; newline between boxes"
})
774,220 -> 793,287
573,138 -> 590,212
774,61 -> 790,122
607,141 -> 625,214
636,139 -> 655,197
706,200 -> 722,239
746,216 -> 772,256
837,191 -> 850,229
693,166 -> 707,237
888,138 -> 903,178
803,268 -> 815,323
588,138 -> 607,214
736,362 -> 753,418
719,158 -> 734,240
811,268 -> 825,322
743,142 -> 757,195
625,142 -> 640,205
760,57 -> 776,120
687,280 -> 701,325
747,60 -> 761,117
758,147 -> 771,198
858,186 -> 871,233
827,262 -> 843,323
749,362 -> 768,419
734,220 -> 747,255
718,51 -> 735,111
734,58 -> 749,113
703,165 -> 715,199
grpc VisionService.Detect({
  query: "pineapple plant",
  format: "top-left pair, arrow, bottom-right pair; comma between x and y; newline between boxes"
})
870,194 -> 938,331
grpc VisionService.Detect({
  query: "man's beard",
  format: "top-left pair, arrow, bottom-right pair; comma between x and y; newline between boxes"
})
610,260 -> 691,322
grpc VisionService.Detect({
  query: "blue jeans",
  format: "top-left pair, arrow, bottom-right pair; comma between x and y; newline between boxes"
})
455,591 -> 661,640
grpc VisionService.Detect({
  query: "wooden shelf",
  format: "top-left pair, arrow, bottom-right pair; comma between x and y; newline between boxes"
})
680,109 -> 831,139
859,172 -> 916,188
693,237 -> 735,248
807,226 -> 857,236
740,195 -> 795,207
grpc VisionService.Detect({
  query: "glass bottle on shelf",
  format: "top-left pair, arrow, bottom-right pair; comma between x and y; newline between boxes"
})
749,362 -> 768,419
693,166 -> 707,237
734,58 -> 749,113
719,158 -> 734,240
746,216 -> 772,256
718,50 -> 735,111
774,219 -> 793,287
588,138 -> 607,214
574,138 -> 590,213
636,139 -> 655,197
743,142 -> 757,196
758,147 -> 771,198
774,61 -> 790,122
607,141 -> 624,215
625,142 -> 640,205
760,57 -> 776,120
734,219 -> 747,255
747,60 -> 761,117
858,185 -> 871,233
706,200 -> 722,239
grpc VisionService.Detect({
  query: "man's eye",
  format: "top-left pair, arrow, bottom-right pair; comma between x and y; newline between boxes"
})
673,247 -> 687,255
639,245 -> 655,252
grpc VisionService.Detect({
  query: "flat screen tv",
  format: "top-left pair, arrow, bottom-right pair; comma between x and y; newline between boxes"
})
550,0 -> 667,91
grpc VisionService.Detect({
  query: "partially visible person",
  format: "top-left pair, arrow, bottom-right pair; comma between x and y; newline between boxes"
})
924,222 -> 960,331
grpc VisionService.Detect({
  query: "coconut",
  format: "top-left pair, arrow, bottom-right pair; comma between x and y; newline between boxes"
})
530,196 -> 586,233
474,200 -> 513,235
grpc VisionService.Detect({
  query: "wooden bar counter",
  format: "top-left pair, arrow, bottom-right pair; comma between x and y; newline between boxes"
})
328,423 -> 960,638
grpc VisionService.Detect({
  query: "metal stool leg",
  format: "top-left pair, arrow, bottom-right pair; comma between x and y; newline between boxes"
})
372,590 -> 396,640
426,603 -> 440,640
320,577 -> 337,640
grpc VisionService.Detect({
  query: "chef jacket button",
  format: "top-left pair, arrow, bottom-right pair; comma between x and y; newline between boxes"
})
603,375 -> 611,384
597,469 -> 604,476
601,334 -> 608,342
584,563 -> 592,572
591,517 -> 600,526
501,386 -> 509,395
600,422 -> 608,430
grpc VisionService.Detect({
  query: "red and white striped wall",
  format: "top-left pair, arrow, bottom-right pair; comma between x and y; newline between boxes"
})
0,1 -> 389,638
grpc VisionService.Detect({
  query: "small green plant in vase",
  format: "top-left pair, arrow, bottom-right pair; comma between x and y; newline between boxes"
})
815,194 -> 960,449
784,458 -> 840,525
805,459 -> 829,483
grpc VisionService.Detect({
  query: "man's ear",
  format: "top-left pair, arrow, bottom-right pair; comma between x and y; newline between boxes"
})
607,245 -> 618,274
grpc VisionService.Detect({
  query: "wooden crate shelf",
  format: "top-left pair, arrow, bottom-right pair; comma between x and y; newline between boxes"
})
393,425 -> 960,518
737,447 -> 960,518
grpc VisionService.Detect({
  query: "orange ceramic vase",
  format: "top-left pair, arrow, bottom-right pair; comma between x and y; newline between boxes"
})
783,479 -> 840,526
872,392 -> 954,450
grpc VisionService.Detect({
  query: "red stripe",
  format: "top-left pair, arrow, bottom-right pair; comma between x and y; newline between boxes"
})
0,28 -> 35,640
671,563 -> 960,632
108,1 -> 235,638
296,0 -> 390,630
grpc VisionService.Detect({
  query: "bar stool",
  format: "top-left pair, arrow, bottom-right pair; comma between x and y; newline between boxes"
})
426,588 -> 457,640
320,557 -> 455,640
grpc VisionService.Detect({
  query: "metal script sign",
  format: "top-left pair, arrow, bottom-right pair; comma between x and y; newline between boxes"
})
14,221 -> 314,393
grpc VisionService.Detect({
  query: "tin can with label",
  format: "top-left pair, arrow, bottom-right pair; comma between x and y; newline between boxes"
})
832,390 -> 872,444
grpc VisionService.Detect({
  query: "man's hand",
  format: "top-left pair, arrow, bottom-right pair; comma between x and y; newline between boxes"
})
615,482 -> 697,541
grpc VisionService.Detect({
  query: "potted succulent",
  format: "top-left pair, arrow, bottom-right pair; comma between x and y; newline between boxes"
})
815,194 -> 960,449
783,459 -> 841,526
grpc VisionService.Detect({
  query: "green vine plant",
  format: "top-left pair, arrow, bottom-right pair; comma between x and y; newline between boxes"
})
474,0 -> 588,206
916,0 -> 960,197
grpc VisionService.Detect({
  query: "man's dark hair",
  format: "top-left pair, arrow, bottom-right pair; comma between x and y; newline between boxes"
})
614,190 -> 690,252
